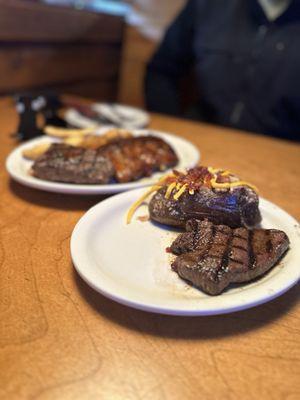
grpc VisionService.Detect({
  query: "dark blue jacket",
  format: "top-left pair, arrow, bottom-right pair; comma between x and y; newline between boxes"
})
145,0 -> 300,140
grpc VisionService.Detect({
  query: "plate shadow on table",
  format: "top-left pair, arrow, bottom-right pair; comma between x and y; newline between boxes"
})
74,268 -> 300,340
9,179 -> 110,211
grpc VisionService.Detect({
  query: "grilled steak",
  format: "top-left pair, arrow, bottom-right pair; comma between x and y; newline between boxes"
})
98,136 -> 178,183
170,219 -> 289,295
32,136 -> 178,185
32,143 -> 114,184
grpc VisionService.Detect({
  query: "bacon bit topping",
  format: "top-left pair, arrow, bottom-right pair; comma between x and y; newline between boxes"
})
163,166 -> 258,199
137,215 -> 149,222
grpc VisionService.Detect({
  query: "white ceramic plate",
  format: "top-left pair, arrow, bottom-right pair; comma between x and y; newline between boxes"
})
65,103 -> 150,129
71,188 -> 300,316
6,129 -> 200,195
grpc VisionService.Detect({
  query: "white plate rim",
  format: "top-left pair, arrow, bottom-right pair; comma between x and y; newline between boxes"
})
70,188 -> 300,316
6,129 -> 200,195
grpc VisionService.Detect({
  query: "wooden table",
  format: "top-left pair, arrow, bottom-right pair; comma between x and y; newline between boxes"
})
1,97 -> 300,400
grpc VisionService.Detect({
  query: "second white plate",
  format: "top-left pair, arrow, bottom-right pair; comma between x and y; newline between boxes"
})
71,188 -> 300,315
65,103 -> 150,129
6,129 -> 200,195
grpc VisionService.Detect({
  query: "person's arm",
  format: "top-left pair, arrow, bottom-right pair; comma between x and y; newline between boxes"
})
145,0 -> 196,115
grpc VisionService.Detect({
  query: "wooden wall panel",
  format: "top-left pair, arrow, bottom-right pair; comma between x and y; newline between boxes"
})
0,45 -> 120,95
0,0 -> 125,100
60,80 -> 118,101
0,0 -> 123,43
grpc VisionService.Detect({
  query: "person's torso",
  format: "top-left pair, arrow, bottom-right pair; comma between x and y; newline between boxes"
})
191,0 -> 300,139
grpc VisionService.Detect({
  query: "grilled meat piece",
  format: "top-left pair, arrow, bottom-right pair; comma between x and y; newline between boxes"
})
149,185 -> 261,228
32,136 -> 178,185
98,136 -> 178,183
32,143 -> 114,184
170,219 -> 289,295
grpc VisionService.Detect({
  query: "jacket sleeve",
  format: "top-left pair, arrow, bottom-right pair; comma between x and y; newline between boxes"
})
145,0 -> 196,115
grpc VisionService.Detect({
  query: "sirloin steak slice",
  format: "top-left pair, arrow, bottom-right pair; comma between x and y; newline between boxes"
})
32,143 -> 114,184
170,219 -> 289,295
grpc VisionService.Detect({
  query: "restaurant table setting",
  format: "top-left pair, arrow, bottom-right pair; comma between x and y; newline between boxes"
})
1,96 -> 300,399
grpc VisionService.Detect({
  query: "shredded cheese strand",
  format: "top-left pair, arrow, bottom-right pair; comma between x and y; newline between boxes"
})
126,185 -> 162,224
126,173 -> 176,223
208,166 -> 232,176
173,184 -> 188,200
228,181 -> 258,192
220,170 -> 232,176
156,174 -> 173,185
165,182 -> 177,199
210,177 -> 258,192
208,167 -> 222,174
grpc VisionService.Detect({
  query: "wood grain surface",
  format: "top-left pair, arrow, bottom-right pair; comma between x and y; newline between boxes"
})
0,97 -> 300,400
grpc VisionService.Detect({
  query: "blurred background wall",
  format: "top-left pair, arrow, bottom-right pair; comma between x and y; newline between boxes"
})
120,0 -> 185,106
0,0 -> 186,106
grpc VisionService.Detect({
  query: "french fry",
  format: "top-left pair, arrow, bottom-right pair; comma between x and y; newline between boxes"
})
63,130 -> 134,149
23,128 -> 135,161
63,136 -> 85,147
44,125 -> 95,138
104,128 -> 132,140
22,142 -> 51,160
78,135 -> 108,149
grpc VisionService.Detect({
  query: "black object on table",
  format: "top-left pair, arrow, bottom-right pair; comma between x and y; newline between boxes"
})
13,93 -> 67,141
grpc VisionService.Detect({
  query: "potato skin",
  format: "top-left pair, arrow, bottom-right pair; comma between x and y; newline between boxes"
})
148,186 -> 261,228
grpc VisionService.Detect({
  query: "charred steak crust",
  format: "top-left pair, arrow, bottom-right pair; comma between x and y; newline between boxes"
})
98,136 -> 178,183
32,143 -> 114,184
149,185 -> 261,228
32,136 -> 178,185
170,219 -> 290,295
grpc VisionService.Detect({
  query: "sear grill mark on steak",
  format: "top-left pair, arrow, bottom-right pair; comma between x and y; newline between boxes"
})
32,143 -> 114,184
170,219 -> 289,295
32,136 -> 178,185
